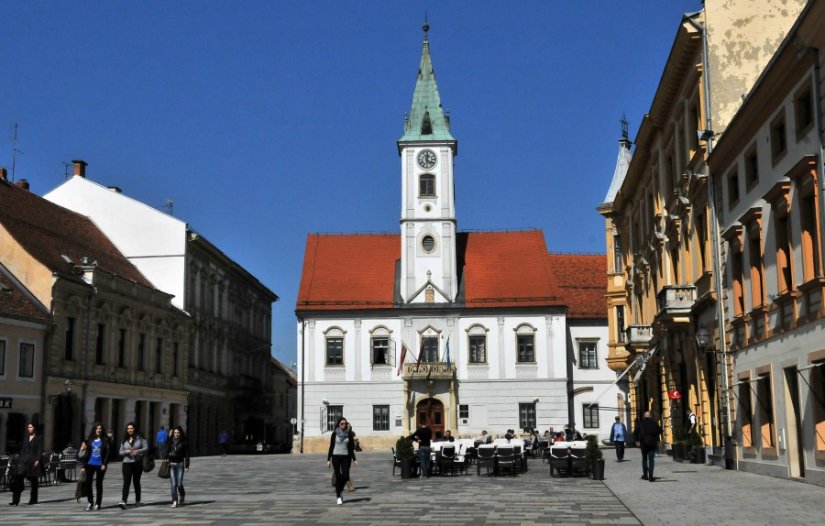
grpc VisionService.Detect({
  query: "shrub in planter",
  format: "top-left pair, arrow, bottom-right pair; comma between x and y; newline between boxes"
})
395,436 -> 416,479
585,435 -> 605,480
686,430 -> 705,464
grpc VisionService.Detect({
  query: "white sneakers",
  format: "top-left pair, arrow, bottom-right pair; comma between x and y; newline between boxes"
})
85,503 -> 93,511
118,502 -> 126,509
93,504 -> 100,511
171,501 -> 178,508
336,497 -> 343,506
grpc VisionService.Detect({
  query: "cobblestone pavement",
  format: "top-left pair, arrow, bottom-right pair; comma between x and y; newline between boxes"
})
1,448 -> 823,525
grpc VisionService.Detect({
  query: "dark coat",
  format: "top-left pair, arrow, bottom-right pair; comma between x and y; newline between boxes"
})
166,437 -> 190,468
634,417 -> 663,448
17,434 -> 43,478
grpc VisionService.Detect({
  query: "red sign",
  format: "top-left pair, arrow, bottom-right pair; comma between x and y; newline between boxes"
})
668,389 -> 682,400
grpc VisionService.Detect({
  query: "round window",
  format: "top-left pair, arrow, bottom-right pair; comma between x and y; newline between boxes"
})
422,235 -> 436,253
423,204 -> 432,212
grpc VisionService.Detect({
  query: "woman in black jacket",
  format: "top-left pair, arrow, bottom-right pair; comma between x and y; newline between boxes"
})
79,422 -> 110,511
9,422 -> 42,506
166,426 -> 190,508
326,417 -> 358,506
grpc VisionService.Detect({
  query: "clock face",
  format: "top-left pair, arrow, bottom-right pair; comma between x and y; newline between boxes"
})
417,149 -> 437,169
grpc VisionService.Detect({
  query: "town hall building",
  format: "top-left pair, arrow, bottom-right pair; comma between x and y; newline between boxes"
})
295,24 -> 618,452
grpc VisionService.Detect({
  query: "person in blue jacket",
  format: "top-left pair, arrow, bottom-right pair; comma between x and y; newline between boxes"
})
609,416 -> 628,461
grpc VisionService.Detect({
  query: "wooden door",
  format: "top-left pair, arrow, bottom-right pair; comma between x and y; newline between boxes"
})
416,398 -> 444,439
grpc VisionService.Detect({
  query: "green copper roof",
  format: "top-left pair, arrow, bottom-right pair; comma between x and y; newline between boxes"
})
399,26 -> 455,144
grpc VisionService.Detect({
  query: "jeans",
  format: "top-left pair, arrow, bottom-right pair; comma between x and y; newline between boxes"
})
613,440 -> 625,460
330,455 -> 351,497
84,465 -> 106,505
419,446 -> 431,477
170,462 -> 185,502
641,445 -> 656,478
121,461 -> 143,503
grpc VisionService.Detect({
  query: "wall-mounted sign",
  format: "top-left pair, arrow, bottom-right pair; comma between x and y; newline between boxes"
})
0,398 -> 12,409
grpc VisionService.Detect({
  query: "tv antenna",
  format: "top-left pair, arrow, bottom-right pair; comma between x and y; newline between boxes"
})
163,199 -> 174,216
11,123 -> 23,181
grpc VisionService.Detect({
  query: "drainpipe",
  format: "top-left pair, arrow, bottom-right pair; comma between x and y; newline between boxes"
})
810,47 -> 825,285
300,319 -> 305,453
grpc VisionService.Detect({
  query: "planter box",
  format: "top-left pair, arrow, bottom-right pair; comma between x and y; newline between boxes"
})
690,446 -> 706,464
671,443 -> 687,463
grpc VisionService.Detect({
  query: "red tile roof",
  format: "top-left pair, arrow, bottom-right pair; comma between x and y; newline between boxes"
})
0,181 -> 153,287
296,230 -> 571,311
546,253 -> 607,319
0,267 -> 49,323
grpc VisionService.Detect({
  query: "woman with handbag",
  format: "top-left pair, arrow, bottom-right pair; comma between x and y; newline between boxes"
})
79,423 -> 110,511
326,416 -> 358,506
166,426 -> 190,508
9,422 -> 42,506
118,422 -> 148,509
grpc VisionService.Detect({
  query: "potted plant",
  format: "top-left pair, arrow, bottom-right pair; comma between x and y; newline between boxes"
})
687,430 -> 705,464
395,435 -> 416,479
671,426 -> 688,463
585,435 -> 605,480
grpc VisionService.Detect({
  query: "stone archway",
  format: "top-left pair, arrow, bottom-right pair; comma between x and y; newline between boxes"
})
416,398 -> 444,439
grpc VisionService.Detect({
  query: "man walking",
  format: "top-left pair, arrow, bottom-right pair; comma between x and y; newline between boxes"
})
409,423 -> 433,478
609,416 -> 628,461
155,426 -> 167,458
634,411 -> 663,482
218,430 -> 229,457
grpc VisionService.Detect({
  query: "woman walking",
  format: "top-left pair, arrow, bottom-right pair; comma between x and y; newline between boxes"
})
9,422 -> 42,506
326,416 -> 357,505
118,422 -> 148,509
166,426 -> 190,508
80,423 -> 110,511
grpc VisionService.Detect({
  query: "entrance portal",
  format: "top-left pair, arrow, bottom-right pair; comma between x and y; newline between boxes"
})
416,398 -> 445,439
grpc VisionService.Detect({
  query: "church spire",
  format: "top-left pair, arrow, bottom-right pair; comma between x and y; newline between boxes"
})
399,19 -> 456,146
600,115 -> 633,207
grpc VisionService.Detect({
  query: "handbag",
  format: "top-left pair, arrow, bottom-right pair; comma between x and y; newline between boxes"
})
142,454 -> 156,473
157,459 -> 170,479
75,470 -> 87,502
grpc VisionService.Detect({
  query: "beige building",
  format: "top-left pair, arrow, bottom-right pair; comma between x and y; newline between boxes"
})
707,0 -> 825,484
598,0 -> 804,464
0,172 -> 190,452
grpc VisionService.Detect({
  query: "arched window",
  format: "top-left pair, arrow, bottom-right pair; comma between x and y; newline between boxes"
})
419,173 -> 436,197
514,323 -> 537,363
466,324 -> 488,364
324,327 -> 345,366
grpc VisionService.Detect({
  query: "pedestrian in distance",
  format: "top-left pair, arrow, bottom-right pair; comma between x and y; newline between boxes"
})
327,417 -> 358,505
79,422 -> 110,511
409,422 -> 432,478
9,421 -> 42,506
687,408 -> 698,433
118,422 -> 148,509
155,426 -> 167,458
634,411 -> 663,482
610,416 -> 628,462
166,426 -> 190,508
218,430 -> 229,457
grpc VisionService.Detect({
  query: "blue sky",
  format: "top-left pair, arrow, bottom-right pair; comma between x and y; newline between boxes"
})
1,1 -> 699,366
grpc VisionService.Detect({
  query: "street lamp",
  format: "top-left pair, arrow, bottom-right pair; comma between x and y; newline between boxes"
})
64,378 -> 74,394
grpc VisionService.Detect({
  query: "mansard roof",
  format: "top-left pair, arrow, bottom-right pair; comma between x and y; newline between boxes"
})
546,253 -> 607,319
0,180 -> 152,287
296,230 -> 600,313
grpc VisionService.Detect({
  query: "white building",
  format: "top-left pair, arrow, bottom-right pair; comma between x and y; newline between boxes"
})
44,162 -> 279,455
296,24 -> 621,453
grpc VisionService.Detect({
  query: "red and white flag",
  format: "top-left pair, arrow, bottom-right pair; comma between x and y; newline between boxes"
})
396,343 -> 409,376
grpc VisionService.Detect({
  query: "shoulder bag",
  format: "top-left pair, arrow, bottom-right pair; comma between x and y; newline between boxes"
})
157,459 -> 170,479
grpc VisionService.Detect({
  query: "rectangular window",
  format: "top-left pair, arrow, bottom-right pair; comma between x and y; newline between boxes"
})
373,405 -> 390,431
775,214 -> 793,294
518,402 -> 536,430
732,251 -> 746,317
326,337 -> 343,366
517,334 -> 535,363
459,404 -> 469,419
616,306 -> 626,343
728,169 -> 740,208
800,193 -> 821,282
756,373 -> 774,448
795,85 -> 814,137
95,324 -> 105,365
419,174 -> 435,197
326,405 -> 343,432
155,337 -> 163,373
812,362 -> 825,452
578,341 -> 597,369
770,113 -> 787,163
371,337 -> 389,365
469,335 -> 486,364
118,328 -> 127,368
173,342 -> 179,377
739,381 -> 754,447
583,403 -> 599,428
0,340 -> 5,376
137,333 -> 146,371
65,317 -> 76,361
19,342 -> 35,378
745,148 -> 759,189
421,336 -> 438,363
613,234 -> 623,273
749,234 -> 765,309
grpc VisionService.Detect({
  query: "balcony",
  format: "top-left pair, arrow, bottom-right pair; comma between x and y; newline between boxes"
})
656,285 -> 696,325
625,325 -> 653,350
402,362 -> 456,380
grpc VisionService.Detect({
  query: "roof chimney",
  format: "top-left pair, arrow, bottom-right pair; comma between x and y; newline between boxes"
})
72,160 -> 88,178
0,167 -> 7,181
16,179 -> 30,191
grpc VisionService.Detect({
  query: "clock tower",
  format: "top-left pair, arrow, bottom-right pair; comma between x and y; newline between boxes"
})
398,21 -> 458,304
